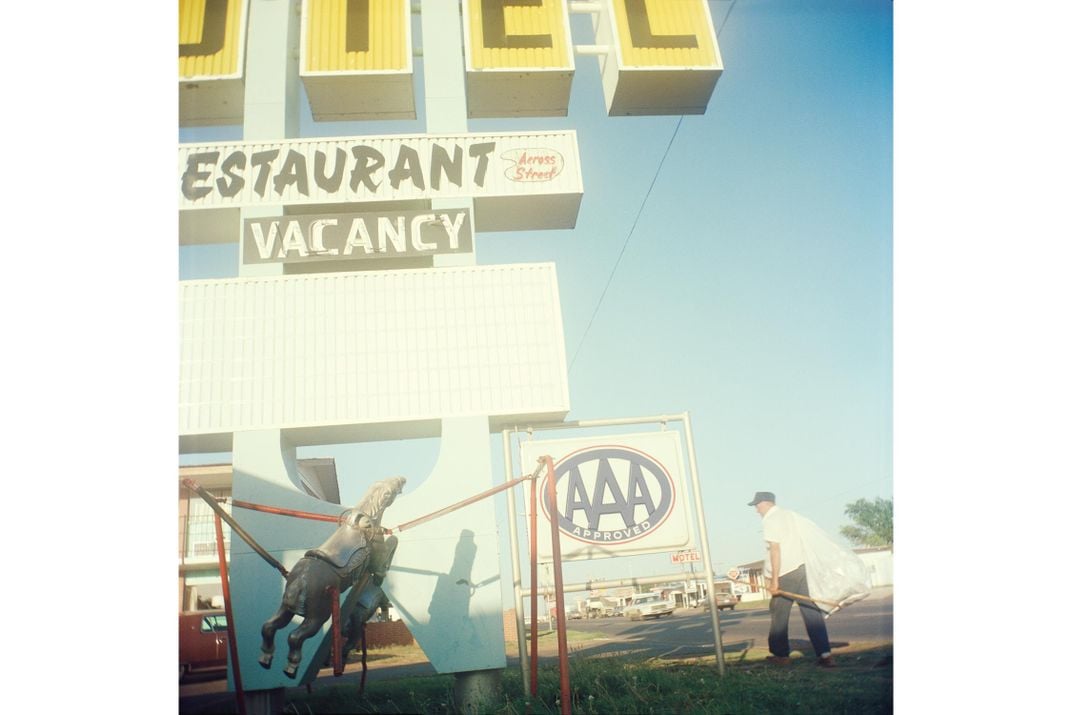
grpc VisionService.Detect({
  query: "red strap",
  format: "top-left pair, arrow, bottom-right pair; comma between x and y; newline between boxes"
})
331,587 -> 343,676
359,624 -> 368,693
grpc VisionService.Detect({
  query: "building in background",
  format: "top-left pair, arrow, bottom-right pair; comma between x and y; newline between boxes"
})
854,546 -> 894,588
178,460 -> 341,611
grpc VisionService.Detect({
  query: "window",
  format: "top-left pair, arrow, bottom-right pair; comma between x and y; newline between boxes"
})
182,487 -> 232,559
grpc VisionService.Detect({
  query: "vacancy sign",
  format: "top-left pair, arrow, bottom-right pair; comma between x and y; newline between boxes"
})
242,208 -> 474,265
521,431 -> 696,562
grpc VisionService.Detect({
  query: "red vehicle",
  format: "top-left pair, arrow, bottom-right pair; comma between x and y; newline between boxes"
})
179,610 -> 228,679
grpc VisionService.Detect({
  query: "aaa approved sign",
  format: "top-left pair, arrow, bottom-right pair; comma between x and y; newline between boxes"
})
521,430 -> 696,562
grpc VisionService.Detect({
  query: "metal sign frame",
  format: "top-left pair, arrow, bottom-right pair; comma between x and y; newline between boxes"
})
500,411 -> 726,685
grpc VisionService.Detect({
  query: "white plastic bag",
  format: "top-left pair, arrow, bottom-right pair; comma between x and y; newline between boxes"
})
796,513 -> 872,615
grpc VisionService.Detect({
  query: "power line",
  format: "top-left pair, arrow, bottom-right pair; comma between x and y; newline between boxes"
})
567,0 -> 738,374
568,115 -> 684,373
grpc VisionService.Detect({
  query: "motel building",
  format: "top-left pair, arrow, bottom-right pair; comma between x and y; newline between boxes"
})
178,461 -> 341,612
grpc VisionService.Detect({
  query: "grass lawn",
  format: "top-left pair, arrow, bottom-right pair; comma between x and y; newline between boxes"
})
184,637 -> 892,714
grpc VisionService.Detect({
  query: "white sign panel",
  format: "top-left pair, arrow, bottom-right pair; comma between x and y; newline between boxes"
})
179,263 -> 570,451
520,431 -> 695,562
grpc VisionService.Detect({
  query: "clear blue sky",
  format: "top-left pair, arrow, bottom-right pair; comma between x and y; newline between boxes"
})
179,0 -> 892,585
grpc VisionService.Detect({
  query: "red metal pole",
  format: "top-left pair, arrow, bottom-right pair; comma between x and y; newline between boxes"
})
215,513 -> 246,715
331,586 -> 343,676
541,456 -> 571,715
392,473 -> 537,533
231,499 -> 340,523
359,625 -> 369,693
184,480 -> 288,578
529,469 -> 539,698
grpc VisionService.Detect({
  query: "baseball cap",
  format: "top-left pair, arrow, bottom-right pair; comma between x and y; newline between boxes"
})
747,491 -> 776,506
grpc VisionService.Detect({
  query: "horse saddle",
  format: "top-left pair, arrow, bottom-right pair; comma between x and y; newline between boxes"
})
306,523 -> 369,572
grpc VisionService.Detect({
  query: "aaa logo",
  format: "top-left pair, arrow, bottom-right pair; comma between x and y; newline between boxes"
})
542,446 -> 676,545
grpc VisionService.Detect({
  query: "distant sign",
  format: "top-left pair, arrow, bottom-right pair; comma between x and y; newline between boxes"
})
242,208 -> 473,264
521,431 -> 695,562
671,549 -> 701,564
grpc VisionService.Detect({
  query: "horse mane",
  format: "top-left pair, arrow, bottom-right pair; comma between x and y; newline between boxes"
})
355,476 -> 406,522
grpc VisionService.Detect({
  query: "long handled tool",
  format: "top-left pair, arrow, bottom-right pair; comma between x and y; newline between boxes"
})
728,577 -> 867,615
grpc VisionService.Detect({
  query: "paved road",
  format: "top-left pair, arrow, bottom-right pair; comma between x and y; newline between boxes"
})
180,587 -> 892,712
559,585 -> 893,661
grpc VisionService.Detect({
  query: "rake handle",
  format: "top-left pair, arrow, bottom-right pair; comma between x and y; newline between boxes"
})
727,577 -> 842,609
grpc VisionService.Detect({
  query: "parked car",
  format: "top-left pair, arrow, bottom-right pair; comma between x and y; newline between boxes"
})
623,593 -> 675,620
582,596 -> 615,618
702,593 -> 740,611
179,610 -> 228,679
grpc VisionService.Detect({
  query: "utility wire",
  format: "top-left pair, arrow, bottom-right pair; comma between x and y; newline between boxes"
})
567,0 -> 738,374
568,115 -> 684,373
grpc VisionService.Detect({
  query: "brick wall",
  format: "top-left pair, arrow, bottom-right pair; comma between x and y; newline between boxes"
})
364,620 -> 415,649
503,609 -> 518,644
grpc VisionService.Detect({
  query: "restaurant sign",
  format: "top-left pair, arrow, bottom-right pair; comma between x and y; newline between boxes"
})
242,208 -> 474,265
178,131 -> 581,209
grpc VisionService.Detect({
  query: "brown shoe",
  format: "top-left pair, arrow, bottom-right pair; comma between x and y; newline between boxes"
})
765,655 -> 791,665
817,655 -> 837,668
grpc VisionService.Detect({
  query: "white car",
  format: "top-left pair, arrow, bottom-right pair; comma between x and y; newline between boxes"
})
624,593 -> 675,620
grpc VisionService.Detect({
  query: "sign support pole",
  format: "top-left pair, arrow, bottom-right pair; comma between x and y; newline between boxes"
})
215,513 -> 247,715
502,431 -> 532,694
541,456 -> 572,714
683,411 -> 726,676
529,470 -> 540,697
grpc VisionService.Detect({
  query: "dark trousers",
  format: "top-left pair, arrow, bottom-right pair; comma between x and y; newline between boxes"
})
768,565 -> 831,657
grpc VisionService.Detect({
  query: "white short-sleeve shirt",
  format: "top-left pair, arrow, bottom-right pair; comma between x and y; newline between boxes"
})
762,505 -> 807,576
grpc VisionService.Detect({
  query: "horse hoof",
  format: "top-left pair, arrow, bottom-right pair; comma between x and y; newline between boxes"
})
258,653 -> 273,669
283,664 -> 298,679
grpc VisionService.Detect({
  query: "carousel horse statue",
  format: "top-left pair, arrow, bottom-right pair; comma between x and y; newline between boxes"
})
258,476 -> 405,678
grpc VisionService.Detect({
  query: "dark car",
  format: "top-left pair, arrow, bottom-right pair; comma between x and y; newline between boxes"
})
701,593 -> 739,611
179,610 -> 228,679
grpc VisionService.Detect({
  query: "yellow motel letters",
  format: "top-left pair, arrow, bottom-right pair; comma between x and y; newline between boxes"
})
613,0 -> 718,69
466,0 -> 571,70
304,0 -> 409,72
179,0 -> 246,78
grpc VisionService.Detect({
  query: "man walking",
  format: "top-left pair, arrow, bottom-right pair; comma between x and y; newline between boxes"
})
748,491 -> 837,667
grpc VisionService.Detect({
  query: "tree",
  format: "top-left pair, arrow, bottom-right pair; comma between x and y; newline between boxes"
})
840,497 -> 892,548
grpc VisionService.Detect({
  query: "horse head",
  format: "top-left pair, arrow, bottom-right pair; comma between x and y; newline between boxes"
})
354,475 -> 407,525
